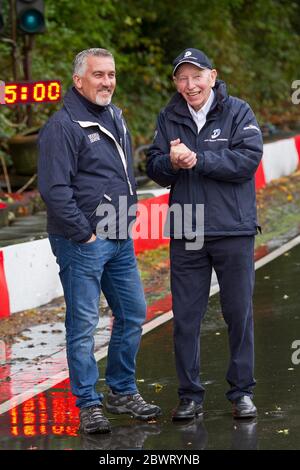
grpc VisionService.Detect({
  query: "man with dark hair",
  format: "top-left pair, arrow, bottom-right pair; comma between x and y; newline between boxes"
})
38,48 -> 161,434
147,48 -> 263,421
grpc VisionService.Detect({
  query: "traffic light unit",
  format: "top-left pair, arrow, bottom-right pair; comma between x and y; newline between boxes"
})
16,0 -> 45,34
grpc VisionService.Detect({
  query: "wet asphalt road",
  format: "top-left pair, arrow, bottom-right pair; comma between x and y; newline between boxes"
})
0,243 -> 299,450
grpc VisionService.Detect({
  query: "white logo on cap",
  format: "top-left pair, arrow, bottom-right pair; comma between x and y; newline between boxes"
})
184,51 -> 192,57
211,129 -> 221,139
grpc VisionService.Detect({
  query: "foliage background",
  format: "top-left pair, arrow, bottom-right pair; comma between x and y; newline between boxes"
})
1,0 -> 300,146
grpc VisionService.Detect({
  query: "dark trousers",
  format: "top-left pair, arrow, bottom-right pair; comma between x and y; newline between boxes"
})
170,236 -> 256,403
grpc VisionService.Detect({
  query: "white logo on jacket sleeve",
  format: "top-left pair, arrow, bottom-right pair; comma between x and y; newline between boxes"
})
243,124 -> 261,132
211,128 -> 221,139
88,132 -> 101,143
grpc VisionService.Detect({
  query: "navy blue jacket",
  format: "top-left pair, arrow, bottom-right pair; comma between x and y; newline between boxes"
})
38,88 -> 137,242
146,80 -> 263,237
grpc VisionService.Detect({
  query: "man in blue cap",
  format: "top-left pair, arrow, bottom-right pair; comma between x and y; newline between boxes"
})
147,48 -> 263,420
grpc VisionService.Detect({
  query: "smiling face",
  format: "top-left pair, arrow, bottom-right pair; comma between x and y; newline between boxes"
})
73,55 -> 116,106
173,63 -> 217,111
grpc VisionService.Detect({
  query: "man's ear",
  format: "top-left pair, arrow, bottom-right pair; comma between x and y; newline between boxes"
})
210,69 -> 217,87
73,74 -> 82,90
173,75 -> 179,90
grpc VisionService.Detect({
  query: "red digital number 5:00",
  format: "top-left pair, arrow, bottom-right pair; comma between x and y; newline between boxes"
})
2,80 -> 61,105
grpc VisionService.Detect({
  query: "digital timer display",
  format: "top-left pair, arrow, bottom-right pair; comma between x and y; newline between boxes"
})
1,80 -> 61,105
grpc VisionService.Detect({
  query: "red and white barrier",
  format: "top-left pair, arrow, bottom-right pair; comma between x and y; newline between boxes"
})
0,240 -> 62,318
1,134 -> 300,317
0,251 -> 10,319
255,135 -> 300,189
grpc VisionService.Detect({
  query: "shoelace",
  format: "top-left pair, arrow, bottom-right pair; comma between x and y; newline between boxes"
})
87,405 -> 105,418
132,393 -> 153,409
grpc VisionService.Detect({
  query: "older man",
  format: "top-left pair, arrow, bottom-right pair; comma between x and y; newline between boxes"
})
147,48 -> 263,420
38,48 -> 161,434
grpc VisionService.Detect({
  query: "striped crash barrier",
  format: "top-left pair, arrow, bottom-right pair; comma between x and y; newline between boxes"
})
1,135 -> 300,318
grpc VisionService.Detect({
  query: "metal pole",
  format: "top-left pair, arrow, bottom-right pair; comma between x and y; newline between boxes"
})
23,35 -> 34,127
9,0 -> 17,81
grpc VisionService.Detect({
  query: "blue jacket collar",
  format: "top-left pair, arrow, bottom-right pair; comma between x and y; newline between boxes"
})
63,87 -> 123,125
166,79 -> 228,122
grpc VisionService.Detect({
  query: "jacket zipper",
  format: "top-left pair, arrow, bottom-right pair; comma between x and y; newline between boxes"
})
120,124 -> 133,195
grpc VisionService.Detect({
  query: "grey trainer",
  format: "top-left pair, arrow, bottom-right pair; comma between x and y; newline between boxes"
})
79,404 -> 111,434
106,390 -> 161,420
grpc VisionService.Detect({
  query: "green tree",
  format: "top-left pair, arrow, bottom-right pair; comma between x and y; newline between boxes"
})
1,0 -> 300,147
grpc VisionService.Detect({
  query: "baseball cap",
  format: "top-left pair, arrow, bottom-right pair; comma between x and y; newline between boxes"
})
173,48 -> 212,75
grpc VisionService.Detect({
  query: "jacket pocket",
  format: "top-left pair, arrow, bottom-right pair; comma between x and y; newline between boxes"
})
233,186 -> 243,222
88,182 -> 110,218
206,179 -> 243,230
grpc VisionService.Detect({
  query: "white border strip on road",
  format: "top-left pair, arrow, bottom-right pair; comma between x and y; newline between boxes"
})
0,371 -> 70,416
254,235 -> 300,270
1,234 -> 300,416
0,346 -> 108,416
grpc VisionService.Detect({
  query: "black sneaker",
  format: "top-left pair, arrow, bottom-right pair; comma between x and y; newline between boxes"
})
106,390 -> 161,421
79,404 -> 111,434
172,399 -> 203,421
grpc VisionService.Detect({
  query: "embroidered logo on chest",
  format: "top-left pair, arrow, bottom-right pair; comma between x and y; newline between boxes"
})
211,128 -> 221,139
88,132 -> 101,143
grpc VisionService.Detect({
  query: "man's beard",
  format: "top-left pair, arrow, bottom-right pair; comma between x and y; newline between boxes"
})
95,92 -> 112,106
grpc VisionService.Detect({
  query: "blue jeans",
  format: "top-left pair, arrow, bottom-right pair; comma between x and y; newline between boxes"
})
48,235 -> 146,409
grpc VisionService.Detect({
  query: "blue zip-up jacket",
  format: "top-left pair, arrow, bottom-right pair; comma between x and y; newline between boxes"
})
146,80 -> 263,237
38,88 -> 137,242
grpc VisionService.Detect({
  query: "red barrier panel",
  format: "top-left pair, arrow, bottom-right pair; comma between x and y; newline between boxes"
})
0,251 -> 10,318
134,193 -> 170,254
255,160 -> 266,190
294,135 -> 300,165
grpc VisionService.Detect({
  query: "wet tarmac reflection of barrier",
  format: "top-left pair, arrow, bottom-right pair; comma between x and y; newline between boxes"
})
0,372 -> 260,450
0,380 -> 78,443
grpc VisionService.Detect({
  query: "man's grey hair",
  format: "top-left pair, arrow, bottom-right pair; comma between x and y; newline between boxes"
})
73,48 -> 114,76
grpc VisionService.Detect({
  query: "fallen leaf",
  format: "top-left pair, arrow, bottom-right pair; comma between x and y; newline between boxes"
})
277,429 -> 289,435
151,383 -> 163,392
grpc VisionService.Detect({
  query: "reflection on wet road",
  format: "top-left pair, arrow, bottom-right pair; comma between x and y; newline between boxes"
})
0,244 -> 300,449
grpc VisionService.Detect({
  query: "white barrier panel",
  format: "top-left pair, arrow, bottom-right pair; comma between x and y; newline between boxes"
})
2,239 -> 62,314
262,138 -> 299,183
